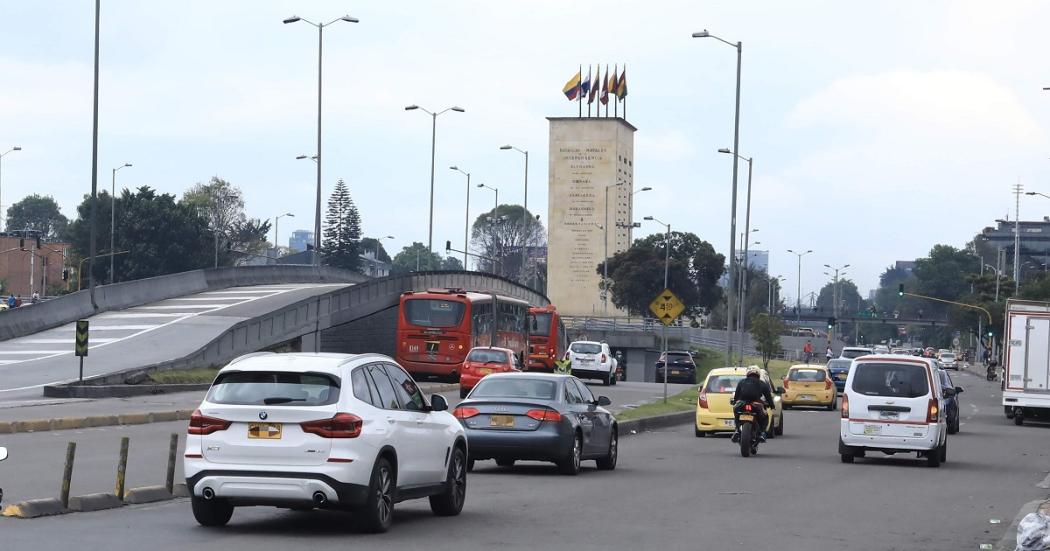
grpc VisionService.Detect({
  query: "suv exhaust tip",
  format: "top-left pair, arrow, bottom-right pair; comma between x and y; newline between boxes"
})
313,491 -> 327,506
202,487 -> 215,500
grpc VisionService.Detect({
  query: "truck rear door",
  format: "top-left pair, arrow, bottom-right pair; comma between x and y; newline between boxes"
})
1023,316 -> 1050,392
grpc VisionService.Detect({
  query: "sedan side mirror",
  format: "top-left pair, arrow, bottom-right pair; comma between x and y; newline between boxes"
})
430,394 -> 449,412
0,446 -> 7,461
596,396 -> 612,406
954,386 -> 964,394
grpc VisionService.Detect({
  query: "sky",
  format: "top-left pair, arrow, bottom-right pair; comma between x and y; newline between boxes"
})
3,0 -> 1050,304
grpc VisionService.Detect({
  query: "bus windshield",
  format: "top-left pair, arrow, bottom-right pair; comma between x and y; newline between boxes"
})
404,299 -> 466,328
530,313 -> 553,336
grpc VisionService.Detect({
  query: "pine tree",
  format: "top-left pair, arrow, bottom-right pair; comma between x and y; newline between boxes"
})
322,179 -> 362,271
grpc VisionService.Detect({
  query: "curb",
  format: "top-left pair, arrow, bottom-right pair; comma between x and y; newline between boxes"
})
996,498 -> 1048,551
124,486 -> 173,504
619,410 -> 694,435
69,493 -> 123,512
1,498 -> 67,518
0,409 -> 194,435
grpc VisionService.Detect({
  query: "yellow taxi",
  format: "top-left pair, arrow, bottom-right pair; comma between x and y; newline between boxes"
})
695,366 -> 784,438
780,364 -> 836,410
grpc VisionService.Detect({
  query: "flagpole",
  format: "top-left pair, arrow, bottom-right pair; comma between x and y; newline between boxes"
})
623,63 -> 627,121
605,64 -> 609,118
587,65 -> 592,118
613,64 -> 618,119
578,64 -> 582,118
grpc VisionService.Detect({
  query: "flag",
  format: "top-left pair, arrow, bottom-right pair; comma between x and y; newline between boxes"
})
617,67 -> 627,99
600,65 -> 609,105
562,70 -> 581,100
581,66 -> 591,98
587,68 -> 599,104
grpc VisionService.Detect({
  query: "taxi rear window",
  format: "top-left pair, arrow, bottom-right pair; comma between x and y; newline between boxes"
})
705,375 -> 744,393
788,369 -> 826,382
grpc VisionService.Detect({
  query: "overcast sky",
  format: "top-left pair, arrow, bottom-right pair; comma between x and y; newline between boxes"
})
3,1 -> 1050,303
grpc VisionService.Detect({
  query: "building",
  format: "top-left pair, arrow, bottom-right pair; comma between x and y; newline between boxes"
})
288,230 -> 314,253
546,117 -> 636,316
746,249 -> 769,273
0,234 -> 70,297
360,251 -> 391,277
979,218 -> 1050,279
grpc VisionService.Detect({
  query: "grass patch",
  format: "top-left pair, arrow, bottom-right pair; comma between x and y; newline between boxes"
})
615,385 -> 698,421
147,368 -> 219,385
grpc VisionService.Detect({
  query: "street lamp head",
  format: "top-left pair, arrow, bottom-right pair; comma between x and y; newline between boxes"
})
643,216 -> 655,221
384,235 -> 394,239
449,165 -> 459,170
12,146 -> 21,151
787,249 -> 795,253
806,250 -> 813,254
499,145 -> 512,150
283,16 -> 301,24
450,106 -> 466,113
692,30 -> 710,38
639,186 -> 653,192
295,155 -> 308,160
340,15 -> 359,23
404,105 -> 419,111
843,264 -> 851,269
476,183 -> 484,188
1026,191 -> 1038,196
717,148 -> 732,154
124,163 -> 132,168
285,213 -> 295,217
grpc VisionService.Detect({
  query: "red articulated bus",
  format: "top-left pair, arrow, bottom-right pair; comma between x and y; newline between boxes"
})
527,305 -> 567,372
395,288 -> 530,381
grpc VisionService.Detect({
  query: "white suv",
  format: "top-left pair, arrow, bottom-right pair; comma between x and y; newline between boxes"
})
184,352 -> 467,532
838,355 -> 948,467
566,341 -> 618,386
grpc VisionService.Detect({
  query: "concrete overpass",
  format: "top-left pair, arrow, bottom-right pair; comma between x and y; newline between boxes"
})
0,266 -> 547,401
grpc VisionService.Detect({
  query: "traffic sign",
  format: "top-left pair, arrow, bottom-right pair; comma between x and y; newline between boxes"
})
75,320 -> 89,357
649,289 -> 685,326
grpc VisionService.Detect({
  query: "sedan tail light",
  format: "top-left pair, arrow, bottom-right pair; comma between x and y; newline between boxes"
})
525,408 -> 563,422
300,413 -> 363,438
926,398 -> 939,423
841,394 -> 849,418
698,390 -> 709,409
453,406 -> 480,419
188,410 -> 231,435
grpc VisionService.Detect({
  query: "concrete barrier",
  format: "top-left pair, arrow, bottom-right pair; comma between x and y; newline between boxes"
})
123,486 -> 173,504
69,493 -> 123,512
1,497 -> 67,518
619,410 -> 694,435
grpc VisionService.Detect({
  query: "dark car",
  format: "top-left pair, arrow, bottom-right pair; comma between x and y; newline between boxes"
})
655,351 -> 697,384
827,358 -> 852,392
453,373 -> 617,475
938,368 -> 963,434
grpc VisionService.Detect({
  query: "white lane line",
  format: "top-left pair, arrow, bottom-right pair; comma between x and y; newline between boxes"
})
198,290 -> 286,295
0,350 -> 74,355
165,297 -> 254,301
16,338 -> 119,344
103,313 -> 186,318
88,325 -> 158,331
0,360 -> 22,365
132,304 -> 233,309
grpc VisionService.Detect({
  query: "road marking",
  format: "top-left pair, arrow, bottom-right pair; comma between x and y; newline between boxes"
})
132,304 -> 232,309
165,297 -> 253,301
0,350 -> 77,355
104,313 -> 186,318
1038,472 -> 1050,489
17,338 -> 119,344
88,325 -> 158,331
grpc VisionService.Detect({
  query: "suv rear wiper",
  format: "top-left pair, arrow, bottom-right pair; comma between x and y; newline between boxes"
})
263,397 -> 305,405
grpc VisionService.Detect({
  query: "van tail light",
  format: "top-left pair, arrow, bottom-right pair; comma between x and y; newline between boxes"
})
300,413 -> 363,438
825,378 -> 833,390
525,408 -> 563,422
188,410 -> 231,435
453,406 -> 480,419
698,389 -> 709,409
841,394 -> 849,419
926,398 -> 939,423
783,379 -> 790,389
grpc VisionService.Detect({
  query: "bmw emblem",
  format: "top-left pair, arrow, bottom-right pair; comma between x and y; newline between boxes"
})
258,411 -> 268,420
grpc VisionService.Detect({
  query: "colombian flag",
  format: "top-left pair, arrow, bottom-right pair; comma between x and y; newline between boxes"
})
617,67 -> 627,99
562,71 -> 582,100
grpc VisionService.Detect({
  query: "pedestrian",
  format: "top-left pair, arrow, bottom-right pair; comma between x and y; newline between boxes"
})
803,340 -> 813,364
826,346 -> 833,361
31,291 -> 39,304
14,295 -> 22,308
6,294 -> 14,309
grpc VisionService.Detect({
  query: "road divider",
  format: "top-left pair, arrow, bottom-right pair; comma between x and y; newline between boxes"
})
0,410 -> 193,434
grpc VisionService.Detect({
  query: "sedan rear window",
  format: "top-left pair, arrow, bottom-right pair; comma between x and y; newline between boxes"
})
467,349 -> 509,363
826,359 -> 852,370
841,349 -> 872,359
788,369 -> 826,382
570,343 -> 602,354
705,375 -> 744,393
850,363 -> 929,398
471,378 -> 557,400
208,371 -> 340,406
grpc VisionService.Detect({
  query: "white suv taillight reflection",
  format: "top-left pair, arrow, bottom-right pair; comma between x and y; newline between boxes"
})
300,413 -> 364,438
188,409 -> 231,435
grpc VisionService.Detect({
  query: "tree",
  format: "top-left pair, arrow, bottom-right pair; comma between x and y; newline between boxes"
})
470,204 -> 545,280
227,218 -> 272,263
5,194 -> 68,238
359,237 -> 392,263
750,313 -> 785,369
321,179 -> 363,271
391,242 -> 441,275
183,177 -> 246,266
441,256 -> 464,271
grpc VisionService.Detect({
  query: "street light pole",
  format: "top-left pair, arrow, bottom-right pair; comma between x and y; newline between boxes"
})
500,145 -> 529,280
273,212 -> 294,262
695,30 -> 744,366
478,183 -> 499,274
406,105 -> 465,268
375,235 -> 394,276
788,249 -> 813,332
644,216 -> 671,402
0,146 -> 21,229
603,181 -> 624,316
450,166 -> 471,268
109,163 -> 131,284
719,148 -> 754,365
284,14 -> 359,267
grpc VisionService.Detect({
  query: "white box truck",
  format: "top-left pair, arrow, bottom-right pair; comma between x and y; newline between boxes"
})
1002,299 -> 1050,425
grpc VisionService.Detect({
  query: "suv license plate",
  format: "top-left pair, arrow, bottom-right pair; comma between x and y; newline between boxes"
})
863,424 -> 882,436
490,415 -> 515,428
248,423 -> 283,439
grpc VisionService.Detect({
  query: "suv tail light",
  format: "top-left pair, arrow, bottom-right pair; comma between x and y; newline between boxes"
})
300,413 -> 363,438
188,410 -> 231,435
453,406 -> 480,419
825,378 -> 833,390
601,353 -> 607,363
841,394 -> 849,418
926,398 -> 939,423
698,389 -> 709,409
525,408 -> 563,422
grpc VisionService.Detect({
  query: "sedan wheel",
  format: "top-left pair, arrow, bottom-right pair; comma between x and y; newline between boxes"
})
596,430 -> 618,470
559,434 -> 582,475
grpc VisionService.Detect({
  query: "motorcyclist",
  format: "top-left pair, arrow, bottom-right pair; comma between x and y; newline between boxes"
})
731,367 -> 776,443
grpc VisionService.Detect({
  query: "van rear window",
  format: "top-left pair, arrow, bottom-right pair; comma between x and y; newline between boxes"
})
850,363 -> 929,398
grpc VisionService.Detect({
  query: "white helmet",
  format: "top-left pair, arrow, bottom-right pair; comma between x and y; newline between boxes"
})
746,366 -> 761,378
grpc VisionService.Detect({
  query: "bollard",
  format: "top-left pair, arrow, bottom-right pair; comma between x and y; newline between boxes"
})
115,436 -> 129,500
165,433 -> 178,493
60,442 -> 76,508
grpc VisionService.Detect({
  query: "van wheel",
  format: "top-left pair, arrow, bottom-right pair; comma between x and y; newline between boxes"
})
840,453 -> 854,464
1014,413 -> 1024,426
357,457 -> 395,533
939,440 -> 947,464
191,496 -> 233,527
926,445 -> 942,468
1005,406 -> 1015,419
601,372 -> 611,386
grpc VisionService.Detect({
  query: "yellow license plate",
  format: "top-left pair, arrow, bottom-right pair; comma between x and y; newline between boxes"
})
478,368 -> 493,375
837,373 -> 847,380
248,422 -> 283,439
863,424 -> 882,436
490,415 -> 515,428
738,414 -> 754,422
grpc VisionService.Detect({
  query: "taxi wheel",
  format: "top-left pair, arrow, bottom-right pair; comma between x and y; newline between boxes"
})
694,427 -> 706,438
826,399 -> 836,411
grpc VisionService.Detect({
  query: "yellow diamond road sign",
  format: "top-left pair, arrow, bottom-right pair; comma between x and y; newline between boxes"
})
649,289 -> 685,326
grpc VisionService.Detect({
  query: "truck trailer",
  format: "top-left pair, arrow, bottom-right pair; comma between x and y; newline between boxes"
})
1002,299 -> 1050,424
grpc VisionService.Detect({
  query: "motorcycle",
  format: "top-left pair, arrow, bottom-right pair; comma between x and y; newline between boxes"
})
732,401 -> 766,457
986,361 -> 998,382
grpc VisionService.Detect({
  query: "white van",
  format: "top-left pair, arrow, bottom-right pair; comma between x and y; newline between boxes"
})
838,355 -> 948,467
839,347 -> 874,360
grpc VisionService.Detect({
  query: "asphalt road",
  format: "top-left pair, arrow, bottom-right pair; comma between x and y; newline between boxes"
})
0,380 -> 690,505
1,371 -> 1045,550
0,283 -> 349,404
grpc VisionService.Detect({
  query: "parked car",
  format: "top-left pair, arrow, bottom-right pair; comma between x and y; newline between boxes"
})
937,368 -> 963,434
565,341 -> 618,386
839,346 -> 874,359
839,355 -> 948,467
453,373 -> 617,475
460,346 -> 521,398
873,345 -> 890,355
826,358 -> 852,392
183,352 -> 467,533
937,352 -> 958,370
655,350 -> 697,384
781,364 -> 836,410
695,366 -> 784,438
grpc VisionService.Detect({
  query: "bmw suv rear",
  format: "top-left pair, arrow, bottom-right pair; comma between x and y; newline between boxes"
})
655,351 -> 697,384
183,352 -> 467,532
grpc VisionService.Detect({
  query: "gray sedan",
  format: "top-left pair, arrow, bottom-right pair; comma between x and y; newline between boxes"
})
453,373 -> 618,475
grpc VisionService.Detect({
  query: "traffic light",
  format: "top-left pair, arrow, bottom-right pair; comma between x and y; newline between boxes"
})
987,329 -> 993,337
445,240 -> 451,252
827,317 -> 835,330
898,284 -> 904,297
